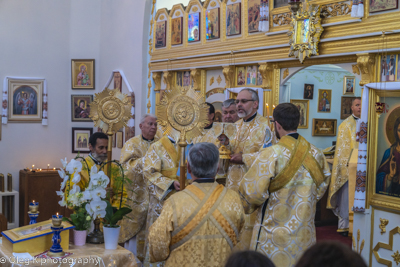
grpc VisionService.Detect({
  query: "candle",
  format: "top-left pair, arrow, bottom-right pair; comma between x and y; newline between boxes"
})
47,164 -> 50,170
39,169 -> 42,171
52,213 -> 63,227
32,165 -> 35,169
266,103 -> 270,119
53,167 -> 56,171
29,201 -> 39,213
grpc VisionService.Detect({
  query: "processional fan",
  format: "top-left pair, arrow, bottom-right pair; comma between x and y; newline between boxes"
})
156,86 -> 209,190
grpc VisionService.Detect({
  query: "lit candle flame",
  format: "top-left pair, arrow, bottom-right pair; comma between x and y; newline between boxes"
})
32,165 -> 34,168
33,200 -> 35,203
56,212 -> 59,216
273,105 -> 276,109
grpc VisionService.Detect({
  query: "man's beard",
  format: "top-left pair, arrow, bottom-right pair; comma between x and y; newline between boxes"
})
92,152 -> 107,163
238,109 -> 249,118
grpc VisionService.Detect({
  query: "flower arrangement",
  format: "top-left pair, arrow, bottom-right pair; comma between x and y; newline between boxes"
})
57,157 -> 132,230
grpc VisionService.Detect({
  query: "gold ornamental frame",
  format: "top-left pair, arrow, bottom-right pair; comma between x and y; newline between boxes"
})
287,1 -> 323,63
157,86 -> 209,190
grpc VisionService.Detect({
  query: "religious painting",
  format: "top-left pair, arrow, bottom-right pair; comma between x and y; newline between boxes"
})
370,0 -> 398,12
171,17 -> 183,45
155,21 -> 167,48
206,8 -> 220,40
317,89 -> 332,113
312,119 -> 337,136
188,13 -> 201,42
71,95 -> 93,122
343,76 -> 355,95
379,54 -> 397,82
375,100 -> 400,199
176,71 -> 183,86
212,101 -> 223,122
72,127 -> 93,153
71,59 -> 95,89
248,0 -> 261,33
296,19 -> 310,44
290,99 -> 309,129
113,71 -> 122,92
304,84 -> 314,99
340,96 -> 357,120
8,79 -> 43,122
226,3 -> 241,36
257,69 -> 263,86
398,54 -> 400,81
183,71 -> 191,86
274,0 -> 288,8
246,66 -> 258,86
236,66 -> 246,86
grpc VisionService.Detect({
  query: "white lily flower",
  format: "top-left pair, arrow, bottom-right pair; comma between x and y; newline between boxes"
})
56,191 -> 64,196
91,187 -> 106,201
61,157 -> 68,168
71,172 -> 81,184
90,165 -> 98,176
91,171 -> 110,189
58,194 -> 66,207
86,203 -> 94,216
66,159 -> 82,175
60,179 -> 67,190
58,169 -> 67,180
82,190 -> 93,201
90,200 -> 107,219
69,184 -> 81,195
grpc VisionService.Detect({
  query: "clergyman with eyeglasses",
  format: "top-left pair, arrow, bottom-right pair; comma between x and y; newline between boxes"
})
217,88 -> 274,250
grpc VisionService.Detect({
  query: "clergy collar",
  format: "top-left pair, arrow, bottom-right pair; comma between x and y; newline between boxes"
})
352,114 -> 360,120
286,132 -> 299,139
89,153 -> 102,165
204,122 -> 213,130
193,178 -> 215,183
142,135 -> 154,142
243,112 -> 257,122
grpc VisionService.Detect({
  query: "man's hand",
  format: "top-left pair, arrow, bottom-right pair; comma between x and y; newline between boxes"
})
218,134 -> 229,145
230,153 -> 243,164
173,181 -> 181,191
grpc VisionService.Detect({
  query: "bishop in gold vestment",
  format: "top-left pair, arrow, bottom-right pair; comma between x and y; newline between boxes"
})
143,135 -> 183,267
327,98 -> 360,233
222,89 -> 273,250
119,114 -> 160,261
148,143 -> 244,267
239,104 -> 331,267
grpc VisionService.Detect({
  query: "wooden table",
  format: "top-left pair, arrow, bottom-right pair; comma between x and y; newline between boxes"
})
0,239 -> 139,267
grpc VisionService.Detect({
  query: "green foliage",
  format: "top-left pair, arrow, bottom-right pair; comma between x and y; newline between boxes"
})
103,200 -> 132,228
63,204 -> 91,231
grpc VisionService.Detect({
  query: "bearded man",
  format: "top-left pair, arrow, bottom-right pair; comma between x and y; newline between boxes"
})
119,114 -> 160,261
219,88 -> 273,250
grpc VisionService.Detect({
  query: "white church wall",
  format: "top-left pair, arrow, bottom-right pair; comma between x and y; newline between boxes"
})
0,0 -> 151,201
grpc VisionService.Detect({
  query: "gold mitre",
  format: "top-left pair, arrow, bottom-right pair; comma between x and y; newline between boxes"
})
89,88 -> 131,134
156,86 -> 209,143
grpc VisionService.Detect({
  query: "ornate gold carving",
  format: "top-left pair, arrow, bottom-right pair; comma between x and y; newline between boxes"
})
287,1 -> 324,63
231,0 -> 237,2
201,70 -> 207,99
148,63 -> 151,79
210,1 -> 217,7
176,11 -> 181,16
352,64 -> 361,75
283,68 -> 289,79
150,18 -> 154,36
258,63 -> 274,89
356,53 -> 375,86
373,226 -> 400,266
273,13 -> 292,26
352,229 -> 365,254
162,71 -> 174,90
152,72 -> 162,91
149,39 -> 153,56
147,80 -> 152,98
90,88 -> 131,134
160,15 -> 165,20
370,199 -> 400,211
206,88 -> 225,98
157,86 -> 209,143
392,251 -> 400,265
217,75 -> 222,85
147,100 -> 151,113
192,6 -> 198,12
210,76 -> 215,86
320,2 -> 351,18
190,69 -> 202,91
222,66 -> 235,89
379,218 -> 389,234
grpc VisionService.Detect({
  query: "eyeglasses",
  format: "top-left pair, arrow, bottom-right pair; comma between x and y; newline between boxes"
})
235,99 -> 254,105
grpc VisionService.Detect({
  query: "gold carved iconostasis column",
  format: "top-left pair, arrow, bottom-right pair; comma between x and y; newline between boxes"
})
259,63 -> 280,117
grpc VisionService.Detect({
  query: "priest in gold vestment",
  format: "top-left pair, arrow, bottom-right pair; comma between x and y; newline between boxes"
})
143,134 -> 184,267
327,98 -> 361,235
219,88 -> 273,250
119,114 -> 160,261
239,103 -> 331,267
192,103 -> 221,146
148,143 -> 244,267
65,132 -> 126,207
